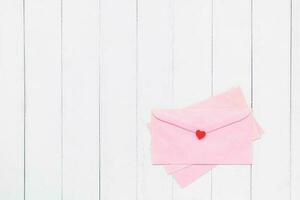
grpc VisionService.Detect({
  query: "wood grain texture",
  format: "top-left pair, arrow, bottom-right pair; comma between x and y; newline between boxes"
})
212,0 -> 251,199
100,0 -> 137,199
24,0 -> 62,199
172,0 -> 212,199
252,0 -> 291,199
62,0 -> 100,199
0,0 -> 24,199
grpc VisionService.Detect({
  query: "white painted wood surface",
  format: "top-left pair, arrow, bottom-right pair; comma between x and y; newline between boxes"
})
292,1 -> 300,199
252,0 -> 291,200
0,0 -> 299,199
62,0 -> 100,199
0,1 -> 24,199
100,0 -> 136,200
24,0 -> 62,199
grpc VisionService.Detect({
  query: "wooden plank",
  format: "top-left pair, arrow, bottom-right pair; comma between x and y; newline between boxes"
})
100,0 -> 137,199
172,0 -> 212,199
136,0 -> 173,199
252,0 -> 291,199
62,0 -> 100,199
292,0 -> 300,199
212,0 -> 251,199
24,0 -> 62,199
0,0 -> 24,199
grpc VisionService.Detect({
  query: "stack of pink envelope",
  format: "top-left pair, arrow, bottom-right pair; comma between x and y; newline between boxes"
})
149,87 -> 263,187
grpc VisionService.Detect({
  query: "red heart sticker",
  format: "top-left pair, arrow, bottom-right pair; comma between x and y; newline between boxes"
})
195,130 -> 206,140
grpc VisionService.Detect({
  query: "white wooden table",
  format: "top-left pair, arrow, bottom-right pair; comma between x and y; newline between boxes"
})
0,0 -> 299,199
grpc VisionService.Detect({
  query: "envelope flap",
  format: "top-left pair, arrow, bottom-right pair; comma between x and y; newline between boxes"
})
152,107 -> 252,134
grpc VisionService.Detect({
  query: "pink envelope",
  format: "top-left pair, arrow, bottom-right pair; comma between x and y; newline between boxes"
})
149,87 -> 263,187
